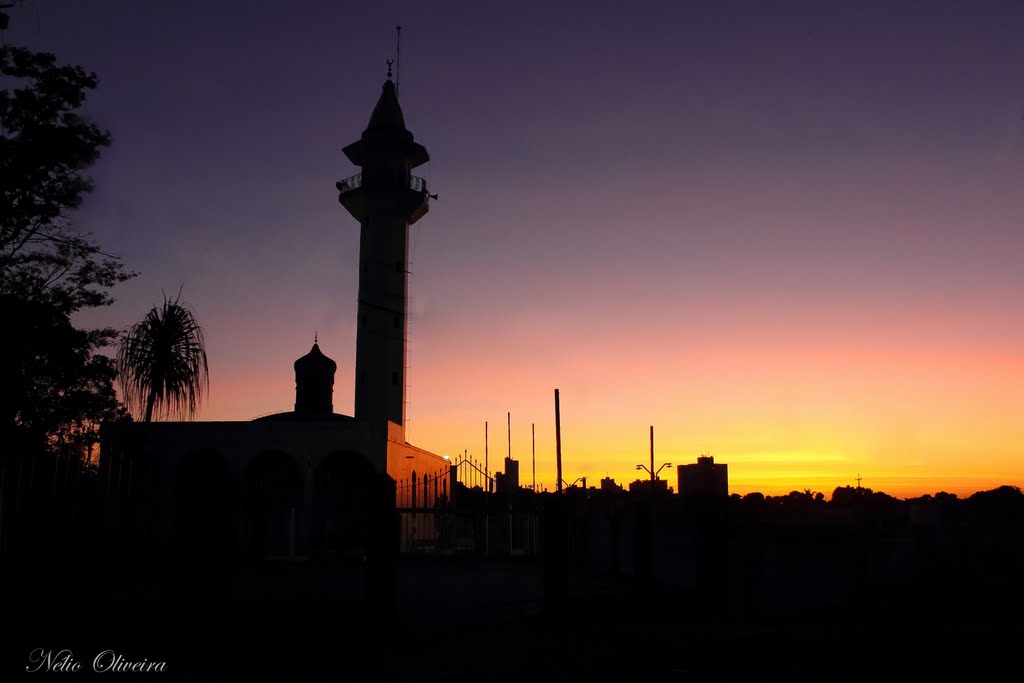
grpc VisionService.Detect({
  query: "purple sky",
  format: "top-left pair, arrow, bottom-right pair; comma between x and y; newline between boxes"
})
7,1 -> 1024,494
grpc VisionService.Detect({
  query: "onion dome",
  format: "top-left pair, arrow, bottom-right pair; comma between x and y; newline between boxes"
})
294,340 -> 336,415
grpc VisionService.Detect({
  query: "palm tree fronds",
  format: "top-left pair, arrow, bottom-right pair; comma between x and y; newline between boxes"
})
117,292 -> 209,422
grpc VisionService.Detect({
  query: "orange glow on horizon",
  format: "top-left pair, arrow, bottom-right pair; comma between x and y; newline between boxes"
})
183,330 -> 1024,500
170,273 -> 1024,503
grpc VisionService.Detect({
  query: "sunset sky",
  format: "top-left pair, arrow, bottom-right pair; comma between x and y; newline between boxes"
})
9,1 -> 1024,497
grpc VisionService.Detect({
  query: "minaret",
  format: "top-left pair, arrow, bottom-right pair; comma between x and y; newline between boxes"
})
337,71 -> 429,428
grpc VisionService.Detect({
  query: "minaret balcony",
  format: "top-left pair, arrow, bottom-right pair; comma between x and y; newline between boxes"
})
336,173 -> 427,195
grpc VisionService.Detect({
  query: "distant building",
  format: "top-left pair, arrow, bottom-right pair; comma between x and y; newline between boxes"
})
677,456 -> 728,498
504,457 -> 520,490
600,477 -> 623,493
628,478 -> 669,494
494,457 -> 520,494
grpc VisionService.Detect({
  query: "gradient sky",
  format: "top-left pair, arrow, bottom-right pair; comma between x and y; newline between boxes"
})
8,1 -> 1024,497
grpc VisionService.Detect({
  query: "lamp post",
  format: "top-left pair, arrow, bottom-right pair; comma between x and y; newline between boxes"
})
635,425 -> 670,487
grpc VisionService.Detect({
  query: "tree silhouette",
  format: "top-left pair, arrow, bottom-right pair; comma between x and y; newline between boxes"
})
117,292 -> 209,422
1,44 -> 133,460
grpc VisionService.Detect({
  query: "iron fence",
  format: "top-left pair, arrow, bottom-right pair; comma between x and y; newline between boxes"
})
398,510 -> 542,556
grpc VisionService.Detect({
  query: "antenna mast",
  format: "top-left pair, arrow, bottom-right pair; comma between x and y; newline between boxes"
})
395,24 -> 402,96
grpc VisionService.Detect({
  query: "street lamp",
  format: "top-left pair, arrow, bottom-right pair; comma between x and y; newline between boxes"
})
636,425 -> 671,483
635,463 -> 673,479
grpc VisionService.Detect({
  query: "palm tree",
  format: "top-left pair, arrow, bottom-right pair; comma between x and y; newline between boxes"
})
117,292 -> 209,422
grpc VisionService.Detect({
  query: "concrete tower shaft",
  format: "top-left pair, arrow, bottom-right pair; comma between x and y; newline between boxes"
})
338,79 -> 429,428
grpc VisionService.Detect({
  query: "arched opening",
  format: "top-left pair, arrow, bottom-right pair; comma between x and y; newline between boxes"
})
244,450 -> 303,560
176,450 -> 232,599
314,451 -> 375,560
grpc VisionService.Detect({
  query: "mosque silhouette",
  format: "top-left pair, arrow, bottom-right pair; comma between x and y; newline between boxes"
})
99,73 -> 447,596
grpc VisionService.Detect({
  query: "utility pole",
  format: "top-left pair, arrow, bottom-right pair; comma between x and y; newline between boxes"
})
485,421 -> 489,491
555,389 -> 562,493
532,422 -> 536,492
650,425 -> 655,482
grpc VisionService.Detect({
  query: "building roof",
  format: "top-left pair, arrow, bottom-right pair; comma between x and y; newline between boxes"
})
342,80 -> 429,169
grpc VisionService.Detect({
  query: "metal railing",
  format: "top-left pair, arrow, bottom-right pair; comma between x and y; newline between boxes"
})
395,465 -> 451,510
336,173 -> 427,195
336,173 -> 361,193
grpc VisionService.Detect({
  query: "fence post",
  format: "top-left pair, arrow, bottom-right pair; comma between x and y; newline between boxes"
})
367,473 -> 398,625
544,495 -> 568,614
633,499 -> 655,599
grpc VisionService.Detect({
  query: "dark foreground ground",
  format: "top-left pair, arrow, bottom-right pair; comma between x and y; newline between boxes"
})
8,557 -> 1023,682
